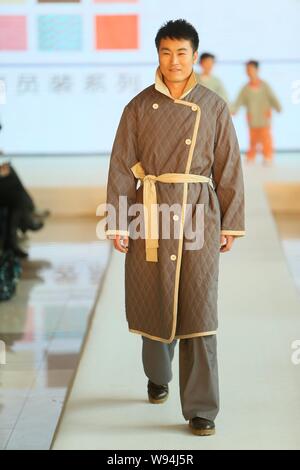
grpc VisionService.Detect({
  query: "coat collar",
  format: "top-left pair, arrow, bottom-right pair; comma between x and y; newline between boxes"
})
155,66 -> 198,100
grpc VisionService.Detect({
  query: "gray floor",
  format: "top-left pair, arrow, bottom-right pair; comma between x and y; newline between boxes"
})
51,156 -> 300,450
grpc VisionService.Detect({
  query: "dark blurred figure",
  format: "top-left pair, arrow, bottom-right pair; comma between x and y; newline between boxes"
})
0,162 -> 47,258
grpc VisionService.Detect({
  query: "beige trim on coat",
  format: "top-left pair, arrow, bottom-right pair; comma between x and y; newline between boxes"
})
155,67 -> 198,100
168,99 -> 201,343
128,66 -> 205,343
129,328 -> 176,344
129,328 -> 217,344
221,230 -> 245,236
175,330 -> 217,339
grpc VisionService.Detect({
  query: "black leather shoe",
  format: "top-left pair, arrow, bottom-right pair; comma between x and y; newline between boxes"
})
189,417 -> 215,436
147,380 -> 169,404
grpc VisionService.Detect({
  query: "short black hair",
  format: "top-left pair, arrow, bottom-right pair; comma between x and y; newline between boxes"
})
200,52 -> 216,62
155,19 -> 199,53
246,60 -> 259,68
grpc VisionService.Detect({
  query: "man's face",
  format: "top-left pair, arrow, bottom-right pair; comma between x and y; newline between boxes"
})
246,64 -> 258,80
158,37 -> 198,83
200,57 -> 215,74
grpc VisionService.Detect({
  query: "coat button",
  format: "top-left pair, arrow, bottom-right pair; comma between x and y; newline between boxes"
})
170,254 -> 177,261
185,139 -> 192,145
152,103 -> 159,109
192,105 -> 198,111
173,214 -> 179,221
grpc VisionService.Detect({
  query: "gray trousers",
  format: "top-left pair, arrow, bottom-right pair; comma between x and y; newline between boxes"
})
142,335 -> 219,421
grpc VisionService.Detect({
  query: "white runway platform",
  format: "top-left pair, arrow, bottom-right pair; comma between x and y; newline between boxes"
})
52,156 -> 300,450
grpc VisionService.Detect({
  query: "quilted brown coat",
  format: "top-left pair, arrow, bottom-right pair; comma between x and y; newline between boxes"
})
105,68 -> 245,343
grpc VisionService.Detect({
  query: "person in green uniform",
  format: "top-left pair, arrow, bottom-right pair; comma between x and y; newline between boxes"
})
231,60 -> 282,165
195,52 -> 228,102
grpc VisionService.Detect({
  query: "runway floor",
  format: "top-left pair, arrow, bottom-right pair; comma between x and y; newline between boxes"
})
50,155 -> 300,450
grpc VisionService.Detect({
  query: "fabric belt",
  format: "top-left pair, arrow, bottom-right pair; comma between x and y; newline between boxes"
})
130,161 -> 214,263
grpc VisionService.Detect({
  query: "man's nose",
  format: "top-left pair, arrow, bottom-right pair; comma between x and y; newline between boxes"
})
170,54 -> 179,64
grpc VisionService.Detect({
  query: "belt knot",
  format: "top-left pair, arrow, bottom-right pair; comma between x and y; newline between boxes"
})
130,161 -> 213,263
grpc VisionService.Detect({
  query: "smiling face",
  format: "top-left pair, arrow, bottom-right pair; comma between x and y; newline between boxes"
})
158,37 -> 198,83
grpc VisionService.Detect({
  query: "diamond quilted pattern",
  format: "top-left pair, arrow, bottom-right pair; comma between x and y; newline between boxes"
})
105,82 -> 245,342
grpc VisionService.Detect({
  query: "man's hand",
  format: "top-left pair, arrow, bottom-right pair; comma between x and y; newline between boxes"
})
220,234 -> 235,253
112,235 -> 129,254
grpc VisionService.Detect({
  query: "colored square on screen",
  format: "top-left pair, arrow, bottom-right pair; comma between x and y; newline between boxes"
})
0,16 -> 27,50
94,1 -> 137,3
38,15 -> 82,51
38,0 -> 80,3
95,15 -> 138,50
0,0 -> 26,3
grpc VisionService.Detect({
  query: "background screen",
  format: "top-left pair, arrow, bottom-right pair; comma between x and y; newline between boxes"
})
0,0 -> 299,154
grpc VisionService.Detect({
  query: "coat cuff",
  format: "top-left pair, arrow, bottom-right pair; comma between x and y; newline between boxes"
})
221,230 -> 245,237
105,229 -> 129,240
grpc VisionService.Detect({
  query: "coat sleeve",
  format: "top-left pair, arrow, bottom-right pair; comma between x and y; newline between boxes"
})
212,102 -> 246,237
105,103 -> 139,239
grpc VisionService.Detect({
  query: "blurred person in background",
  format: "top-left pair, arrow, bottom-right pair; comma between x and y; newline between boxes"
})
0,120 -> 49,258
231,60 -> 282,165
195,52 -> 228,102
0,162 -> 45,258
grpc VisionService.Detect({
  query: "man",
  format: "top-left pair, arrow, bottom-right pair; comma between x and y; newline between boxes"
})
195,52 -> 228,102
105,19 -> 245,436
231,60 -> 282,165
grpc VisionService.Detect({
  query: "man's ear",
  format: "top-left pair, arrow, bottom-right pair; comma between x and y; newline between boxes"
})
193,51 -> 199,64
